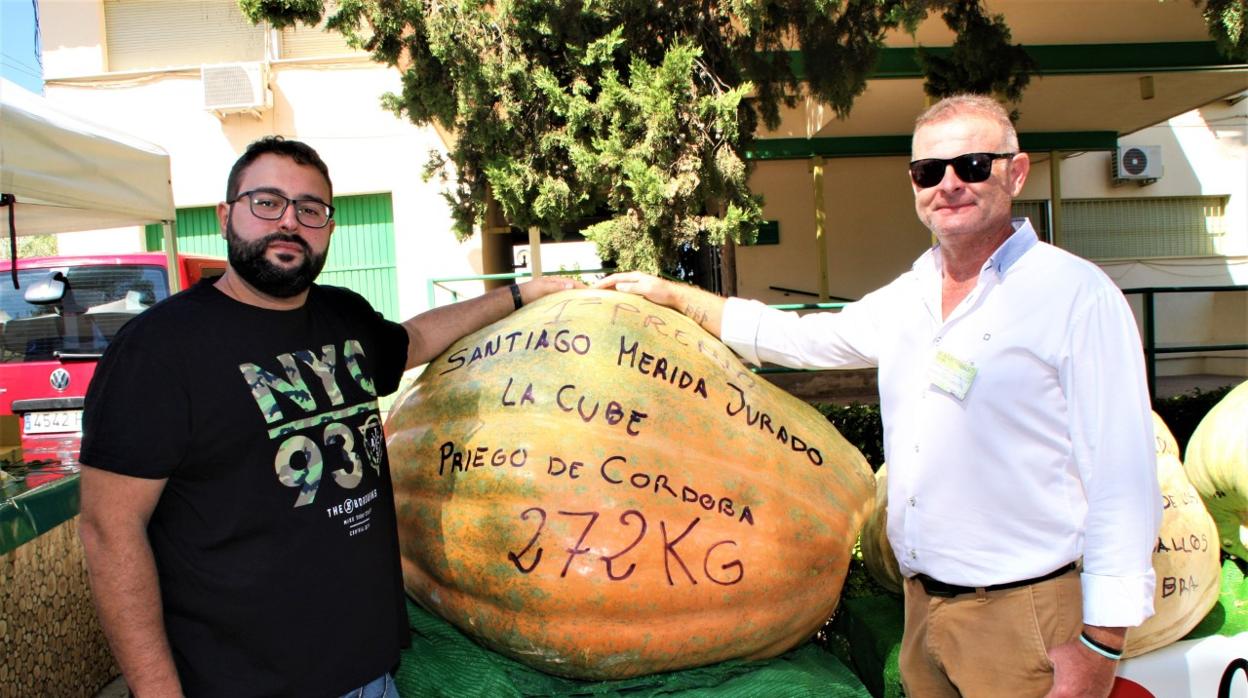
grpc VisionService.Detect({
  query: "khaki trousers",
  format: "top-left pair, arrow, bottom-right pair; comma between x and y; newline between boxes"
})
899,568 -> 1083,698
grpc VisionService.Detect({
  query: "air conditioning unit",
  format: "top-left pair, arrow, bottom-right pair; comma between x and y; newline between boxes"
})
201,62 -> 270,115
1112,145 -> 1163,184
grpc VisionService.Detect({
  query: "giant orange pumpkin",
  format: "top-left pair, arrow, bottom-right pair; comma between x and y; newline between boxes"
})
385,289 -> 875,679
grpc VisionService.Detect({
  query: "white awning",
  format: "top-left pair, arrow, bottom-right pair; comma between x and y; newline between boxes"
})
0,78 -> 175,236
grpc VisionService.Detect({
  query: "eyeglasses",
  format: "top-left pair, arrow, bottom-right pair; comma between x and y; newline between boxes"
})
908,152 -> 1016,189
232,190 -> 335,228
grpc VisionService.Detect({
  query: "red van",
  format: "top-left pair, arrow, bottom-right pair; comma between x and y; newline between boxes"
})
0,253 -> 226,462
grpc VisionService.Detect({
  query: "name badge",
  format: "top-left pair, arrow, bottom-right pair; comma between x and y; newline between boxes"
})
929,350 -> 977,400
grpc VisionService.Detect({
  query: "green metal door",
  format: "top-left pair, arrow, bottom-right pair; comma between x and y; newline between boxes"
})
319,194 -> 399,320
146,206 -> 225,257
146,193 -> 399,320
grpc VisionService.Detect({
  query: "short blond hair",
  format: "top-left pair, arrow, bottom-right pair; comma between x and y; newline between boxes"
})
914,94 -> 1019,152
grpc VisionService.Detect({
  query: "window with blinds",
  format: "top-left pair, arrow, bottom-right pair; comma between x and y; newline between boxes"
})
104,0 -> 266,72
1060,196 -> 1228,260
278,2 -> 366,59
1012,200 -> 1050,242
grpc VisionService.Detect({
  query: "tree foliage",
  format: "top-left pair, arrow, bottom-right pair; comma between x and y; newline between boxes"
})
239,0 -> 1240,274
917,1 -> 1033,113
0,234 -> 56,261
1197,0 -> 1248,60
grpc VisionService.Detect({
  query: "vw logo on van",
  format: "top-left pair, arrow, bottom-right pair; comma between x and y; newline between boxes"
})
49,368 -> 71,392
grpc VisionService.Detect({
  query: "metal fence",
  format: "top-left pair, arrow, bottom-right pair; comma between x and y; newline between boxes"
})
1124,284 -> 1248,397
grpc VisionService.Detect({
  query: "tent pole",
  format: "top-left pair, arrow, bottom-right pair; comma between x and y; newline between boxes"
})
163,220 -> 182,290
3,194 -> 17,288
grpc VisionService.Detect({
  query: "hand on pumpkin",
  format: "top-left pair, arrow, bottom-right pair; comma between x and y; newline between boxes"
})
594,272 -> 680,307
1044,626 -> 1124,698
519,275 -> 583,305
595,272 -> 726,337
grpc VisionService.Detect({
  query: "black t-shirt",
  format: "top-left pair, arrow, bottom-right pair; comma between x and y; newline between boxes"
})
82,280 -> 410,698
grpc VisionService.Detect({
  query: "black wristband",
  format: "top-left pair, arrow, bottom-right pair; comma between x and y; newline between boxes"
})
1079,631 -> 1123,660
509,283 -> 523,310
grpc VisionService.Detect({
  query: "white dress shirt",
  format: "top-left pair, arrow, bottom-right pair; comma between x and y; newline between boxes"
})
721,219 -> 1161,627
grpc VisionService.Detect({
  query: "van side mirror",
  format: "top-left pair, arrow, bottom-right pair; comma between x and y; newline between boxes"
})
24,271 -> 67,305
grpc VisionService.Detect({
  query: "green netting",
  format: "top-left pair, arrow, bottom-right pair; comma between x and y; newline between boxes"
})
396,599 -> 871,697
831,595 -> 904,698
394,560 -> 1246,697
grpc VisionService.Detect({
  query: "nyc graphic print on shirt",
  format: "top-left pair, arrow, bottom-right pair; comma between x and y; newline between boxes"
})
239,340 -> 387,537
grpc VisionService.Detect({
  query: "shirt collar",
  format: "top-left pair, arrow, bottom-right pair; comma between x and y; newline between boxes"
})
915,217 -> 1039,278
987,218 -> 1039,274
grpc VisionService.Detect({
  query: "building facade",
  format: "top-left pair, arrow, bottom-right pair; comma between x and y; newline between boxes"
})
35,0 -> 1248,383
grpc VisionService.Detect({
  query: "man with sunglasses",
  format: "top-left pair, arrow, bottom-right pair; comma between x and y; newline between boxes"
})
78,136 -> 577,697
597,95 -> 1159,697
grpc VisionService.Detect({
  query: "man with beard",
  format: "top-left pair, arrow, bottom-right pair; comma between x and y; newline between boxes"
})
78,137 -> 578,697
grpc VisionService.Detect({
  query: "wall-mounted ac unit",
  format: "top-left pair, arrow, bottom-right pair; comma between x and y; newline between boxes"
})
201,62 -> 270,115
1112,145 -> 1162,184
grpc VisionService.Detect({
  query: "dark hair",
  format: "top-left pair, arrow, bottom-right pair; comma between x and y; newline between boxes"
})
225,136 -> 332,201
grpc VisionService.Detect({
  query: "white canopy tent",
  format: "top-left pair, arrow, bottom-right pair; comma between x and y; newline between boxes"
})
0,78 -> 181,286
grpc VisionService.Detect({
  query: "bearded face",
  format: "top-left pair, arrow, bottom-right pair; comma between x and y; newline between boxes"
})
224,219 -> 328,298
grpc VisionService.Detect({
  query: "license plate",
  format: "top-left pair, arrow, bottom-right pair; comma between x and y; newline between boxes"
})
23,410 -> 84,435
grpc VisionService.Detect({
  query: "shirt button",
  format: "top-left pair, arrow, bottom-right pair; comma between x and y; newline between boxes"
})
908,497 -> 916,507
909,550 -> 917,559
934,337 -> 942,344
914,444 -> 920,453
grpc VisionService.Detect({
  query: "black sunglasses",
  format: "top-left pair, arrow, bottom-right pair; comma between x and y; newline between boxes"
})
908,152 -> 1016,188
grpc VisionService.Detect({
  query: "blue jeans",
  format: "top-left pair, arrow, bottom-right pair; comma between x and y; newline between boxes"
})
338,672 -> 399,698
